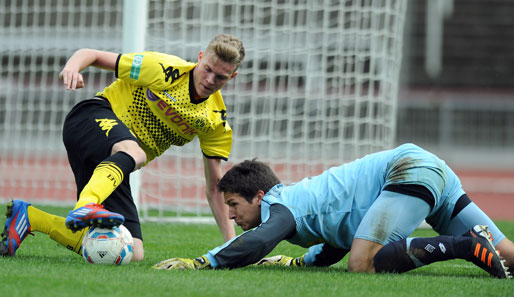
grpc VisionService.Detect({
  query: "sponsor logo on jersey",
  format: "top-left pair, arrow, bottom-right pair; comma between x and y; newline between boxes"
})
146,89 -> 177,103
95,118 -> 118,136
146,88 -> 160,101
146,89 -> 196,135
147,96 -> 196,136
130,55 -> 144,80
159,63 -> 184,84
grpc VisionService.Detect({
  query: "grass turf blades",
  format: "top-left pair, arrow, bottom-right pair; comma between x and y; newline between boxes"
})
1,204 -> 512,297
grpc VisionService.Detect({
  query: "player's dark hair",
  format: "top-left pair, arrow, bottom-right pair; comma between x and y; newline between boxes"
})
217,159 -> 280,203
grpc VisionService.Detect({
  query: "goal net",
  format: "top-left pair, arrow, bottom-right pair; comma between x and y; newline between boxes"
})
0,0 -> 124,205
0,0 -> 407,223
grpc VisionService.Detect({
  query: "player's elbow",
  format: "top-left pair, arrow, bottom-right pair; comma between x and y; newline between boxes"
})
204,182 -> 220,202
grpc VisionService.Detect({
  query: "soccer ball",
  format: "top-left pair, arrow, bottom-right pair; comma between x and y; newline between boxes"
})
81,225 -> 134,265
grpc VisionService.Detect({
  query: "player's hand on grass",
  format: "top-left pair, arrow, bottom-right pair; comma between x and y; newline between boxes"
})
256,255 -> 305,267
153,256 -> 211,270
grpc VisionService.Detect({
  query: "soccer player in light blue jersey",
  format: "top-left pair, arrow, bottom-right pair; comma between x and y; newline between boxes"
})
154,143 -> 513,278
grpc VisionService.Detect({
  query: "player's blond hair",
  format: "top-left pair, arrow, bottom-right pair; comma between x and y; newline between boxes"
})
206,34 -> 245,72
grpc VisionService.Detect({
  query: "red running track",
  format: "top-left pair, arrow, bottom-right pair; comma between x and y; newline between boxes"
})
1,157 -> 513,221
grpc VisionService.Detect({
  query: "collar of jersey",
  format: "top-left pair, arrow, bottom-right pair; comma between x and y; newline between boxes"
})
189,69 -> 210,105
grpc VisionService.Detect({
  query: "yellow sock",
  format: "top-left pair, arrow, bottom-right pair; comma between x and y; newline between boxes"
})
74,161 -> 125,209
27,206 -> 86,254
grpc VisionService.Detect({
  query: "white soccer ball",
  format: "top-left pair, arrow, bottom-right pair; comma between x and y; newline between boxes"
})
81,225 -> 134,265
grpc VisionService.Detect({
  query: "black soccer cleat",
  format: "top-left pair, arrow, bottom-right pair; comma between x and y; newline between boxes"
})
467,225 -> 511,279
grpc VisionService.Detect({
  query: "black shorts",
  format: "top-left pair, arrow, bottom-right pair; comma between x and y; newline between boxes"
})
62,98 -> 143,240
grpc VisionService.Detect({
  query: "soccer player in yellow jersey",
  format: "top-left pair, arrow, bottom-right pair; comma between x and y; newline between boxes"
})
0,34 -> 245,261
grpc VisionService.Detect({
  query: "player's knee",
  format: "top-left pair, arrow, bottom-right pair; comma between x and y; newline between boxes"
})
132,238 -> 144,261
347,254 -> 375,273
132,250 -> 144,261
373,239 -> 416,273
129,149 -> 147,169
112,140 -> 147,169
348,239 -> 383,273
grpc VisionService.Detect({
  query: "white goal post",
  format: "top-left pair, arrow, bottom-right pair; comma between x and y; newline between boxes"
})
0,0 -> 407,224
140,0 -> 407,222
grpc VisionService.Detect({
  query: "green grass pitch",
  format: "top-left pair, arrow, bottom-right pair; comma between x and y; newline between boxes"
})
1,204 -> 512,297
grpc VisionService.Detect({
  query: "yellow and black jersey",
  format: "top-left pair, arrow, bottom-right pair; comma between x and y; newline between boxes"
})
96,51 -> 232,164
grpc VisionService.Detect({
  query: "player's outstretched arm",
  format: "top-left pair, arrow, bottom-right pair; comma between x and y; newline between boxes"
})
154,204 -> 296,270
203,156 -> 236,242
153,256 -> 211,270
59,48 -> 118,91
257,244 -> 350,267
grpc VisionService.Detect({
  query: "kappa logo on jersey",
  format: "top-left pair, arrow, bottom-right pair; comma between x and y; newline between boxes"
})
95,118 -> 118,137
130,55 -> 144,80
159,63 -> 184,84
213,109 -> 228,129
213,109 -> 227,121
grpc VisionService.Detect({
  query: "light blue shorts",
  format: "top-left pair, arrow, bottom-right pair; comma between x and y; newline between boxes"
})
354,144 -> 505,246
384,144 -> 448,205
354,191 -> 505,246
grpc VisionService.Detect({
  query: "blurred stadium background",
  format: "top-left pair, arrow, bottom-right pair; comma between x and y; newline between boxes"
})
1,0 -> 513,221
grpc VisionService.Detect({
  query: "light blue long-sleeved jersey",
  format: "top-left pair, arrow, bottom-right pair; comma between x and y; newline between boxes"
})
205,143 -> 464,268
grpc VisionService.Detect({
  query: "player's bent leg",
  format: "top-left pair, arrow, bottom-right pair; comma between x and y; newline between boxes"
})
439,201 -> 505,246
27,203 -> 86,254
111,140 -> 147,170
132,237 -> 144,261
348,238 -> 383,272
1,200 -> 88,256
372,225 -> 511,278
373,235 -> 470,274
350,190 -> 431,273
72,150 -> 137,210
439,200 -> 512,276
66,145 -> 140,231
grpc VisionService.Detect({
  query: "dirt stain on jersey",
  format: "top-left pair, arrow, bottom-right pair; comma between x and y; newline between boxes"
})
387,157 -> 418,183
